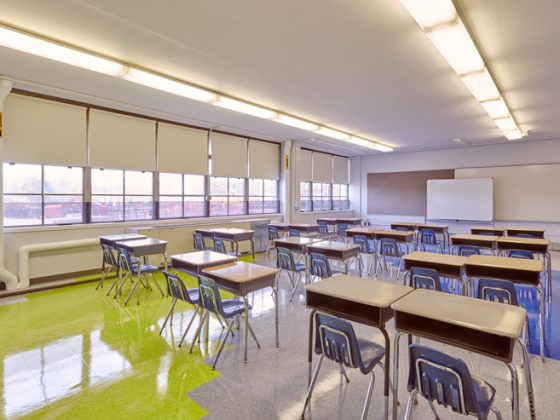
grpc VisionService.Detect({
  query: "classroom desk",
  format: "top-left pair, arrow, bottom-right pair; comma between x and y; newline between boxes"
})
115,238 -> 168,266
287,223 -> 320,235
171,251 -> 237,276
202,262 -> 280,362
507,227 -> 546,238
471,226 -> 506,236
390,223 -> 450,249
389,222 -> 417,231
267,223 -> 289,236
100,233 -> 146,248
450,234 -> 498,253
374,230 -> 415,252
345,227 -> 377,239
403,251 -> 467,293
391,289 -> 535,420
316,218 -> 337,225
335,217 -> 362,225
195,228 -> 255,259
464,255 -> 545,361
306,240 -> 361,274
305,275 -> 413,420
273,236 -> 322,253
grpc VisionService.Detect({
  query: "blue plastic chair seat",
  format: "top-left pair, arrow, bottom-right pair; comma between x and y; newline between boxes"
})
186,288 -> 200,304
221,299 -> 252,317
294,263 -> 306,272
357,338 -> 386,372
472,376 -> 497,417
138,263 -> 159,273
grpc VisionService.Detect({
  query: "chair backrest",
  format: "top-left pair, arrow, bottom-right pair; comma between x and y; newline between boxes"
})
512,233 -> 536,238
410,267 -> 441,291
477,278 -> 519,306
309,253 -> 332,278
101,244 -> 117,267
276,247 -> 296,271
508,249 -> 534,259
353,234 -> 372,253
314,312 -> 360,370
213,238 -> 228,254
197,275 -> 225,317
456,245 -> 480,257
318,221 -> 329,234
162,271 -> 197,304
407,344 -> 484,417
289,228 -> 300,237
193,233 -> 205,251
419,229 -> 437,245
268,225 -> 279,240
379,238 -> 401,257
337,223 -> 348,237
118,247 -> 138,275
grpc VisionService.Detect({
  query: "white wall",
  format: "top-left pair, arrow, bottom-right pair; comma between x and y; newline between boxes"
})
357,138 -> 560,243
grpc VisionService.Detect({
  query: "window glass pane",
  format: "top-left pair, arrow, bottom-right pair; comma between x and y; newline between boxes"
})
312,183 -> 321,197
184,196 -> 206,217
125,196 -> 153,220
228,196 -> 245,215
341,184 -> 348,197
91,169 -> 123,195
264,180 -> 277,196
209,196 -> 228,216
159,196 -> 182,219
159,173 -> 182,195
229,178 -> 245,196
263,198 -> 278,214
91,196 -> 123,222
332,184 -> 341,196
3,195 -> 42,226
210,177 -> 227,196
321,183 -> 331,197
125,171 -> 152,195
300,182 -> 310,197
44,195 -> 83,224
249,179 -> 263,196
3,163 -> 42,194
249,197 -> 263,214
44,166 -> 82,194
300,199 -> 312,212
184,174 -> 205,195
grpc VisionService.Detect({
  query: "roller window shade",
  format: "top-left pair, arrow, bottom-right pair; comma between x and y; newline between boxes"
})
248,140 -> 279,179
312,152 -> 333,182
3,94 -> 87,166
299,149 -> 313,182
210,132 -> 248,178
158,123 -> 208,174
333,156 -> 349,184
89,109 -> 156,171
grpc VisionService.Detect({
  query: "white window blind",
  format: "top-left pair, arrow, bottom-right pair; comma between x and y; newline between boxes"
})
312,152 -> 333,182
299,149 -> 313,182
158,123 -> 208,175
89,109 -> 156,171
333,156 -> 349,184
3,94 -> 87,166
248,140 -> 280,180
210,132 -> 248,178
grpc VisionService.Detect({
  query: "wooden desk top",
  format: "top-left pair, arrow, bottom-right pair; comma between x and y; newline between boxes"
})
115,238 -> 168,247
306,275 -> 412,308
507,227 -> 545,234
274,237 -> 322,246
391,289 -> 525,339
100,233 -> 146,243
171,251 -> 236,267
374,229 -> 415,240
346,227 -> 377,235
316,218 -> 337,222
465,255 -> 543,273
451,234 -> 499,242
404,252 -> 466,267
307,241 -> 360,251
268,222 -> 288,228
202,262 -> 279,283
391,222 -> 418,228
288,223 -> 319,228
496,237 -> 550,247
471,226 -> 506,233
210,228 -> 254,235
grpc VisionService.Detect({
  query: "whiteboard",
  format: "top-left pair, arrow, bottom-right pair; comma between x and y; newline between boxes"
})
426,178 -> 493,221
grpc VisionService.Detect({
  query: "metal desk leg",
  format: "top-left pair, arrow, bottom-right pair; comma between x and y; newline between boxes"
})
518,338 -> 536,420
381,328 -> 391,420
243,296 -> 249,363
250,239 -> 255,261
392,332 -> 404,420
307,309 -> 317,386
506,362 -> 520,420
274,279 -> 279,347
538,286 -> 545,362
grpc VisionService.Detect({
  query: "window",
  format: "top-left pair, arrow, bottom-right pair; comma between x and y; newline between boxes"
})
209,177 -> 246,216
312,182 -> 332,211
91,169 -> 153,222
300,182 -> 312,212
249,179 -> 278,214
332,184 -> 349,210
159,173 -> 206,218
3,163 -> 83,226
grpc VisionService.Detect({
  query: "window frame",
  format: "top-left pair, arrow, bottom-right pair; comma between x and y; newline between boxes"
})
209,176 -> 247,217
248,178 -> 279,215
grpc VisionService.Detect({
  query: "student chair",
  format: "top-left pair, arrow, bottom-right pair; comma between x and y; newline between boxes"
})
353,234 -> 374,276
476,278 -> 531,346
318,221 -> 333,240
159,271 -> 201,345
193,233 -> 206,251
213,238 -> 237,256
511,233 -> 537,238
477,231 -> 497,236
276,247 -> 306,301
418,229 -> 442,253
404,344 -> 502,420
189,275 -> 259,369
309,253 -> 341,281
376,238 -> 404,279
266,225 -> 280,255
409,267 -> 442,291
456,245 -> 481,257
337,223 -> 349,242
289,228 -> 301,237
114,247 -> 164,305
507,249 -> 534,259
97,244 -> 118,291
301,312 -> 385,420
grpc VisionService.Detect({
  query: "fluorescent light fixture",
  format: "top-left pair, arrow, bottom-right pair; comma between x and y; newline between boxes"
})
123,68 -> 217,103
400,0 -> 456,29
461,69 -> 500,101
348,136 -> 375,148
480,97 -> 509,119
274,114 -> 319,131
426,21 -> 484,75
314,127 -> 350,140
372,143 -> 394,152
494,116 -> 517,131
214,96 -> 277,119
0,26 -> 126,76
504,129 -> 523,140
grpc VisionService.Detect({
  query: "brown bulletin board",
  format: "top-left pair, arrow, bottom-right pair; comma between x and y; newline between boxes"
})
367,170 -> 454,215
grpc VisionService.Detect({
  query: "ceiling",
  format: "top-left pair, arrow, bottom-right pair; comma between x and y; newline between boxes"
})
0,0 -> 558,156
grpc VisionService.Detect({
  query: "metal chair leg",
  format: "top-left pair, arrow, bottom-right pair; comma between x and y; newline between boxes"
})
124,275 -> 142,305
300,355 -> 324,419
290,272 -> 303,302
403,390 -> 418,420
491,406 -> 503,420
159,298 -> 178,335
112,272 -> 130,297
149,273 -> 165,297
212,318 -> 235,369
360,371 -> 375,420
247,320 -> 261,348
189,311 -> 209,353
339,364 -> 350,383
